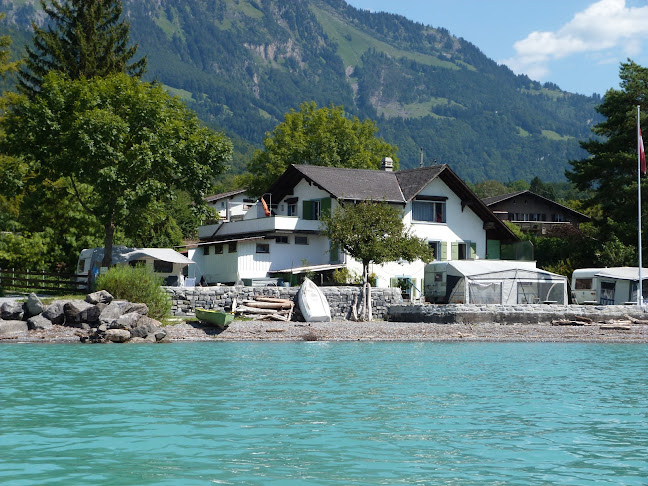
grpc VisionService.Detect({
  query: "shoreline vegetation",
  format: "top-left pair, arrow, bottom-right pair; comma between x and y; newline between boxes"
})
3,319 -> 648,344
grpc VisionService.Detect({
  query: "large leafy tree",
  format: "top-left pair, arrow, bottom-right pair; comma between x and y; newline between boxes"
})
566,60 -> 648,245
321,200 -> 433,320
18,0 -> 146,96
246,101 -> 398,195
2,72 -> 233,267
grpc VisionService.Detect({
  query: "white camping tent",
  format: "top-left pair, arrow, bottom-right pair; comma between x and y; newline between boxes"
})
424,260 -> 568,305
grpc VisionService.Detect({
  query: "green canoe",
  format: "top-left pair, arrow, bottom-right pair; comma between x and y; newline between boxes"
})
195,308 -> 234,329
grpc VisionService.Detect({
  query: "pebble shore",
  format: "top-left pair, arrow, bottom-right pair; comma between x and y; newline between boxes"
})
4,318 -> 648,343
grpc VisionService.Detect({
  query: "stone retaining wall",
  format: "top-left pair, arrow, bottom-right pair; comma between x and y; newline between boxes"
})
164,286 -> 402,320
388,303 -> 648,324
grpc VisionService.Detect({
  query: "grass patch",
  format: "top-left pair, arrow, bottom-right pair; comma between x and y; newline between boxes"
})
541,129 -> 571,141
310,2 -> 460,71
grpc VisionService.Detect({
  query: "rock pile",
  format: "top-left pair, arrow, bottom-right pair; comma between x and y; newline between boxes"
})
0,291 -> 167,343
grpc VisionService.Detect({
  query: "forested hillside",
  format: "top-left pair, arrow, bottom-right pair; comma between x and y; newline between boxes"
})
0,0 -> 602,182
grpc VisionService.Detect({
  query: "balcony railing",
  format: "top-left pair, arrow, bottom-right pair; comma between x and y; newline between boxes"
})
198,216 -> 322,240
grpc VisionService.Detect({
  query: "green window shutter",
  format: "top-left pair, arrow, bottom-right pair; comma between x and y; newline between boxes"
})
440,242 -> 448,260
451,242 -> 459,260
303,200 -> 313,220
470,242 -> 477,258
321,197 -> 332,218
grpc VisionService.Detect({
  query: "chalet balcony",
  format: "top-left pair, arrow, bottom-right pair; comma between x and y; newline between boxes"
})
198,216 -> 322,240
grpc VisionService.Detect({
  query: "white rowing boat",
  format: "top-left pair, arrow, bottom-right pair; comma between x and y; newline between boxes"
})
298,277 -> 331,322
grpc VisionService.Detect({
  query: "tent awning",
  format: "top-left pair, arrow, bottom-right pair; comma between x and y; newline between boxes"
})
268,264 -> 346,274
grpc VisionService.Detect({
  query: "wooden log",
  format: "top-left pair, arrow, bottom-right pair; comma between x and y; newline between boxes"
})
254,297 -> 294,305
266,328 -> 286,332
600,324 -> 631,330
573,315 -> 593,323
236,305 -> 279,315
551,320 -> 587,326
243,300 -> 293,310
625,314 -> 648,324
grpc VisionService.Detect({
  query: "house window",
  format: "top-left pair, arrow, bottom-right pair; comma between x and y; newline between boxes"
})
412,200 -> 446,223
214,244 -> 223,254
303,198 -> 331,221
458,243 -> 467,260
256,243 -> 270,254
129,259 -> 146,267
203,246 -> 210,255
295,236 -> 309,245
311,201 -> 321,220
228,242 -> 237,253
428,241 -> 441,260
154,260 -> 173,273
285,197 -> 298,216
276,236 -> 289,244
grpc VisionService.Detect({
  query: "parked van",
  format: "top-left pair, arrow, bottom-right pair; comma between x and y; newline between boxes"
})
77,246 -> 196,287
571,267 -> 648,305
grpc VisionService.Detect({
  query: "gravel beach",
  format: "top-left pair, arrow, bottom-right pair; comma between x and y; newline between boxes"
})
4,318 -> 648,343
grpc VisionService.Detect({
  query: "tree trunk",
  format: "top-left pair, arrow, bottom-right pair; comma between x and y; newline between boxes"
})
361,261 -> 370,320
367,282 -> 372,321
101,220 -> 116,268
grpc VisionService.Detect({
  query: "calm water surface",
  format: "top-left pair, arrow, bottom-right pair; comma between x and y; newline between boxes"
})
1,342 -> 647,485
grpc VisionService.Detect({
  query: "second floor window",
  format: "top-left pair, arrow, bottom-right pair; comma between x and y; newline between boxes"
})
412,200 -> 446,223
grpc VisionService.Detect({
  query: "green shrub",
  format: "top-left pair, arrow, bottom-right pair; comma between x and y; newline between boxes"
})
96,264 -> 171,320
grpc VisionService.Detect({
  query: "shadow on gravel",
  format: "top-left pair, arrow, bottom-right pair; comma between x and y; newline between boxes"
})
185,319 -> 226,336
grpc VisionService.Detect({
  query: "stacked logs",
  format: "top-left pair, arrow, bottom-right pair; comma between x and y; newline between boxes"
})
233,297 -> 295,321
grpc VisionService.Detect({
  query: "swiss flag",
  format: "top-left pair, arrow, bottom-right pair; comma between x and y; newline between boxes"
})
640,127 -> 646,174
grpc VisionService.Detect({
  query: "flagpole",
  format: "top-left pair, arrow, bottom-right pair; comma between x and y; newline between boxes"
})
638,105 -> 643,307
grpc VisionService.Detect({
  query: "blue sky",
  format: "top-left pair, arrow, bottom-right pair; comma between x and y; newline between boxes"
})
345,0 -> 648,96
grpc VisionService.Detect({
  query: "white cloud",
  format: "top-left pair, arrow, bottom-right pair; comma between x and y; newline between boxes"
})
502,0 -> 648,82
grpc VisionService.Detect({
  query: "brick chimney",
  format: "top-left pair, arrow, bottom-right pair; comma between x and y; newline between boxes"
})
381,156 -> 393,172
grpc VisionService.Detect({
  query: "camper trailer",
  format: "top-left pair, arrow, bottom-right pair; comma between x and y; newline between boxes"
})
571,267 -> 648,305
77,246 -> 196,287
424,260 -> 567,305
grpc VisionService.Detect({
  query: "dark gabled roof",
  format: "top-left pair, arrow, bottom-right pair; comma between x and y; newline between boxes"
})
481,191 -> 527,206
204,188 -> 247,203
266,165 -> 405,204
266,164 -> 518,241
482,190 -> 591,221
396,165 -> 446,201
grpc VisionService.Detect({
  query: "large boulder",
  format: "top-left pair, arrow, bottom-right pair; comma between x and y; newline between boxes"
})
64,301 -> 100,327
121,302 -> 149,316
130,315 -> 162,338
110,312 -> 141,331
1,302 -> 24,321
86,290 -> 113,305
98,302 -> 125,326
0,320 -> 28,335
27,314 -> 53,330
24,293 -> 45,318
42,300 -> 68,325
105,328 -> 131,343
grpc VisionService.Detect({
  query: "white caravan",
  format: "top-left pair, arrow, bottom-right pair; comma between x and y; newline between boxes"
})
571,267 -> 648,305
77,246 -> 196,287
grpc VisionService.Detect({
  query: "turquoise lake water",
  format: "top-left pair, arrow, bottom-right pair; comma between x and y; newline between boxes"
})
1,342 -> 647,485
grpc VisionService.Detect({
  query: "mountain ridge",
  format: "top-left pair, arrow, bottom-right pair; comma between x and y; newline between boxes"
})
0,0 -> 602,182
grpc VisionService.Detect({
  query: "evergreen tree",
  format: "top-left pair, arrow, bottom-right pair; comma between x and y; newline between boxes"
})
18,0 -> 146,95
566,60 -> 647,245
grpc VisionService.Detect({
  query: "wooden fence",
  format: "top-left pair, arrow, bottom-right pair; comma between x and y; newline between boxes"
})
0,268 -> 89,294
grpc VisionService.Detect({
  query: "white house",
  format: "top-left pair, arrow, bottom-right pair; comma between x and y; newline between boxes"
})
203,188 -> 252,223
189,160 -> 519,294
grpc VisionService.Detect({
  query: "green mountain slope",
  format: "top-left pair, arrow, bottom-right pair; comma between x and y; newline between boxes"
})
0,0 -> 602,182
